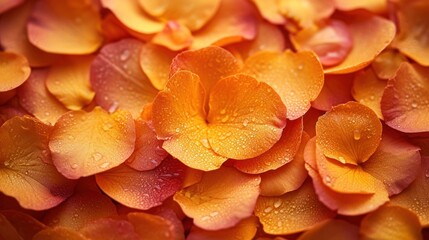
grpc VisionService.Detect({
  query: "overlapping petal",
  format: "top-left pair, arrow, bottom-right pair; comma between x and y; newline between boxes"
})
80,218 -> 140,240
0,210 -> 46,239
0,52 -> 30,92
33,227 -> 86,240
297,219 -> 359,240
333,0 -> 387,13
371,49 -> 407,80
127,212 -> 183,240
140,43 -> 176,90
0,0 -> 24,14
311,73 -> 354,111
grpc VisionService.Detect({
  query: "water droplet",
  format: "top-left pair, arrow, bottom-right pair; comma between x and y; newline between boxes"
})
425,170 -> 429,178
120,50 -> 130,61
338,156 -> 346,164
242,119 -> 249,127
24,170 -> 29,175
411,102 -> 418,108
92,152 -> 103,161
264,206 -> 273,213
325,176 -> 332,184
44,112 -> 50,116
108,101 -> 119,113
99,162 -> 110,169
353,129 -> 361,140
201,216 -> 210,221
369,95 -> 375,100
220,109 -> 226,114
175,128 -> 180,133
274,200 -> 282,208
201,138 -> 210,148
103,123 -> 113,131
298,64 -> 303,70
73,213 -> 79,218
71,163 -> 78,169
210,211 -> 219,217
289,91 -> 295,96
221,115 -> 229,123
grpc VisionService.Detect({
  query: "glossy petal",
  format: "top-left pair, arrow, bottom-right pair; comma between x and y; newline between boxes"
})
152,21 -> 193,51
33,227 -> 86,240
207,74 -> 287,159
49,107 -> 135,179
17,69 -> 68,125
0,116 -> 75,210
316,102 -> 382,165
297,219 -> 359,240
311,73 -> 354,111
0,52 -> 30,92
251,0 -> 285,25
255,180 -> 335,235
242,50 -> 324,120
174,167 -> 260,230
334,0 -> 387,13
0,0 -> 24,14
259,132 -> 310,196
127,212 -> 181,240
191,0 -> 257,49
140,43 -> 176,90
1,210 -> 46,239
371,48 -> 408,80
46,55 -> 95,110
27,0 -> 102,54
81,218 -> 140,240
90,39 -> 158,118
360,206 -> 422,240
234,118 -> 303,174
96,158 -> 186,210
381,63 -> 429,133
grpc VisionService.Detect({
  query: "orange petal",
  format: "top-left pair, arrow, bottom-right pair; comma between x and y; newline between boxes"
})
0,52 -> 30,92
43,187 -> 117,231
316,101 -> 382,165
381,63 -> 429,133
0,116 -> 75,210
0,90 -> 16,105
242,50 -> 324,120
96,158 -> 186,210
323,12 -> 396,74
297,219 -> 359,240
174,167 -> 260,230
311,73 -> 354,111
152,21 -> 193,51
49,107 -> 135,179
127,212 -> 181,240
352,69 -> 386,119
45,55 -> 95,110
251,0 -> 285,25
126,119 -> 168,171
152,71 -> 227,171
1,210 -> 46,239
81,217 -> 140,240
187,216 -> 258,240
207,74 -> 287,159
255,180 -> 335,235
259,132 -> 310,196
27,0 -> 102,54
191,0 -> 257,49
100,13 -> 130,43
303,107 -> 324,137
360,206 -> 422,240
0,0 -> 24,14
362,129 -> 421,196
17,69 -> 68,125
90,38 -> 158,118
0,1 -> 57,67
0,212 -> 22,240
393,0 -> 429,66
371,48 -> 408,80
391,157 -> 429,226
33,227 -> 86,240
234,118 -> 303,174
333,0 -> 387,13
140,43 -> 176,90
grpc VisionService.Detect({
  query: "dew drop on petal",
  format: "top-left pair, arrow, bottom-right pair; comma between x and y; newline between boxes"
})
353,129 -> 361,140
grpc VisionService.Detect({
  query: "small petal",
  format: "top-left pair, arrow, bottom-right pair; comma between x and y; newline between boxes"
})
0,52 -> 30,92
311,73 -> 354,111
140,43 -> 176,90
371,49 -> 408,80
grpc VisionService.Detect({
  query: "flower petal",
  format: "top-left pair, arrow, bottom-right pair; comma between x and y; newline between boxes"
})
333,0 -> 387,13
0,0 -> 24,14
360,206 -> 422,240
140,43 -> 176,90
152,21 -> 193,51
27,0 -> 102,54
311,73 -> 354,111
90,38 -> 158,118
381,63 -> 429,133
297,219 -> 359,240
251,0 -> 285,25
0,212 -> 26,240
242,50 -> 324,120
0,116 -> 75,210
371,48 -> 408,80
207,74 -> 287,159
49,107 -> 135,179
255,180 -> 335,235
33,227 -> 86,240
0,52 -> 30,92
174,167 -> 260,230
1,210 -> 46,239
80,217 -> 140,240
316,101 -> 382,165
127,212 -> 182,240
96,158 -> 186,210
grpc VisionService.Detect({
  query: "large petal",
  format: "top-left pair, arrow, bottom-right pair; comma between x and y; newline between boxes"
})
90,39 -> 158,118
0,116 -> 75,210
381,63 -> 429,133
140,43 -> 176,90
27,0 -> 102,54
333,0 -> 386,13
207,74 -> 287,159
174,167 -> 260,230
49,107 -> 135,179
242,50 -> 324,120
0,52 -> 30,92
316,101 -> 382,165
297,219 -> 359,240
127,212 -> 182,240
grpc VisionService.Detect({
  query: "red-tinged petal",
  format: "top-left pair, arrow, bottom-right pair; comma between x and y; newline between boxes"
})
381,63 -> 429,133
174,167 -> 260,231
352,69 -> 386,119
251,0 -> 285,25
45,55 -> 95,111
334,0 -> 386,13
0,212 -> 26,240
146,206 -> 185,239
43,188 -> 117,231
140,43 -> 176,90
255,180 -> 335,235
393,0 -> 429,66
81,218 -> 140,240
152,71 -> 227,171
391,157 -> 429,226
27,0 -> 102,54
207,74 -> 287,159
187,216 -> 258,240
152,21 -> 193,51
126,119 -> 167,171
49,107 -> 135,179
311,73 -> 354,111
0,106 -> 26,126
259,132 -> 310,196
96,158 -> 186,210
127,212 -> 182,240
191,0 -> 257,49
0,90 -> 16,105
91,39 -> 158,118
0,1 -> 57,67
0,0 -> 23,14
0,116 -> 75,210
101,13 -> 130,43
234,118 -> 303,174
360,206 -> 423,240
303,107 -> 324,137
0,52 -> 30,92
362,129 -> 421,196
242,50 -> 324,120
33,227 -> 86,240
1,210 -> 46,239
409,136 -> 429,157
371,48 -> 408,80
316,102 -> 382,165
297,219 -> 359,240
